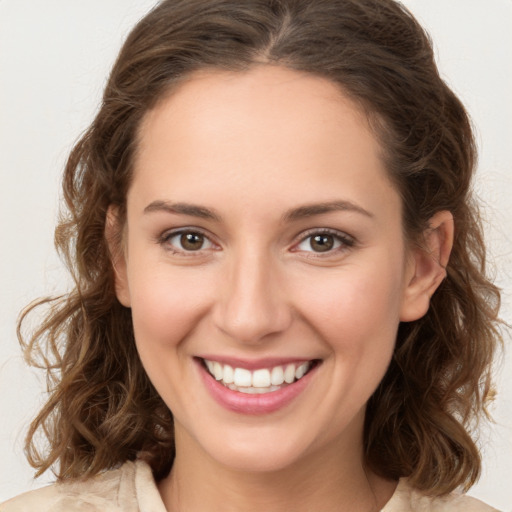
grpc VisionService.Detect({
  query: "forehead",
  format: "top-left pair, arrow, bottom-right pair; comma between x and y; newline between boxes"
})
131,66 -> 399,222
137,66 -> 374,155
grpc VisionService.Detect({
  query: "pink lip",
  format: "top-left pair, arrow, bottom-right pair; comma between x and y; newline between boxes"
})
196,358 -> 319,415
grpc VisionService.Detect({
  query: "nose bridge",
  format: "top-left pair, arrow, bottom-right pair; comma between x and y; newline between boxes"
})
214,243 -> 291,344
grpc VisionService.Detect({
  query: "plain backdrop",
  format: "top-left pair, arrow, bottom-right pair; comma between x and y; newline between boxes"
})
1,0 -> 511,509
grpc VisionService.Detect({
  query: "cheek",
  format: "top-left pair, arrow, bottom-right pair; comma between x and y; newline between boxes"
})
127,264 -> 214,351
290,258 -> 405,357
126,265 -> 217,414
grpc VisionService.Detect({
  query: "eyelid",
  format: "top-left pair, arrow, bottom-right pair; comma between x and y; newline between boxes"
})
290,228 -> 356,255
156,226 -> 355,257
158,226 -> 219,255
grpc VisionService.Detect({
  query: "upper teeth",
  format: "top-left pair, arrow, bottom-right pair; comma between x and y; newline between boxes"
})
204,360 -> 311,388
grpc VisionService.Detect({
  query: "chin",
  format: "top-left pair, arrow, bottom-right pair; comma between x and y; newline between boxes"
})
209,442 -> 309,474
188,417 -> 340,475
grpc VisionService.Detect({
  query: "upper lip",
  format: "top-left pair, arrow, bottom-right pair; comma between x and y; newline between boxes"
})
195,355 -> 318,370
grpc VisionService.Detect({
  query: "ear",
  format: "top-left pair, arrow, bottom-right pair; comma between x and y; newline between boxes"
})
400,211 -> 454,322
105,206 -> 131,308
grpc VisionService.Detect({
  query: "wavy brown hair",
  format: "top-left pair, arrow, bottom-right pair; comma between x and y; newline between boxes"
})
19,0 -> 502,495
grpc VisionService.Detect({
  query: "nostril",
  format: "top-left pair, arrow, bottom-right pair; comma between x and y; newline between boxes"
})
212,301 -> 293,345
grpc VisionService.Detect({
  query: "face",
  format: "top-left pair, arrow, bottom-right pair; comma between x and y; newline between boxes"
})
114,66 -> 422,473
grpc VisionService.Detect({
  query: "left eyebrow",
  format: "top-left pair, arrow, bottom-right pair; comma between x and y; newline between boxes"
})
143,200 -> 222,221
282,200 -> 374,222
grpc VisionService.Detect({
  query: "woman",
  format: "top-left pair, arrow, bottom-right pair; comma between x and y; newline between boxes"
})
1,0 -> 504,510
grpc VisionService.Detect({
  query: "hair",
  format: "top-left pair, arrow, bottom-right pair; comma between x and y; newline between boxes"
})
18,0 -> 502,496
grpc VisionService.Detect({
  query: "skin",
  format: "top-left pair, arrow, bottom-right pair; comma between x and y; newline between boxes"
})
111,65 -> 453,512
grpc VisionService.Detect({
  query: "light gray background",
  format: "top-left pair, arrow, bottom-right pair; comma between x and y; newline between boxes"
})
1,1 -> 511,508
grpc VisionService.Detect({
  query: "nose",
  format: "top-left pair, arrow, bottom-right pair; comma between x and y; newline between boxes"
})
212,248 -> 293,345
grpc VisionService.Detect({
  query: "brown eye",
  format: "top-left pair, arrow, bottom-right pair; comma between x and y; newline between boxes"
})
310,234 -> 334,252
295,230 -> 354,255
163,230 -> 214,253
180,232 -> 205,251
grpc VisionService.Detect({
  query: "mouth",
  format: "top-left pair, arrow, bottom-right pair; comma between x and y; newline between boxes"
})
201,358 -> 320,394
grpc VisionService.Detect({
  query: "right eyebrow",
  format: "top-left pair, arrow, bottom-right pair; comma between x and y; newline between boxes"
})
282,200 -> 374,222
143,200 -> 222,221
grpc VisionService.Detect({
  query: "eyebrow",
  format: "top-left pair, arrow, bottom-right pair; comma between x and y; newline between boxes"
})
143,199 -> 373,222
282,201 -> 374,222
143,201 -> 222,221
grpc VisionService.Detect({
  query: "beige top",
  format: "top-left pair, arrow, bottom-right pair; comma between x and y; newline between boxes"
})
0,460 -> 499,512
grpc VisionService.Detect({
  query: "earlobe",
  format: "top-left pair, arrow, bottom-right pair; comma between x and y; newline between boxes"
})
400,211 -> 454,322
105,206 -> 131,308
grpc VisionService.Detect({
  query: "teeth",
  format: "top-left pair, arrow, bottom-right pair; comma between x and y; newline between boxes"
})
239,387 -> 259,394
213,361 -> 223,381
223,364 -> 234,384
295,362 -> 309,380
271,366 -> 284,385
233,368 -> 252,387
284,364 -> 296,384
204,359 -> 313,392
252,369 -> 271,387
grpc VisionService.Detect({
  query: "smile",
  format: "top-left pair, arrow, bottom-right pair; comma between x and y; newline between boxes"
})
196,356 -> 321,414
203,359 -> 314,394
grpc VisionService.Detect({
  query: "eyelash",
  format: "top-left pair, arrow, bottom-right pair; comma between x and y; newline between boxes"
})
157,227 -> 355,257
291,228 -> 355,256
158,228 -> 217,256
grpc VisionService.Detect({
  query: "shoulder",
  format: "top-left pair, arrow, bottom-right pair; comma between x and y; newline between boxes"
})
0,460 -> 158,512
382,479 -> 501,512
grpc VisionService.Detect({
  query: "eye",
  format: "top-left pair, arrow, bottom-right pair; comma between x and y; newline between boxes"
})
161,229 -> 216,253
294,230 -> 354,254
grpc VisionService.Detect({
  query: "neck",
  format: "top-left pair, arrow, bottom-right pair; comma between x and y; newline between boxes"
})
158,423 -> 396,512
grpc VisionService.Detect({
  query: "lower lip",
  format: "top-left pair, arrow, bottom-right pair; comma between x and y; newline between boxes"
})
197,360 -> 318,415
